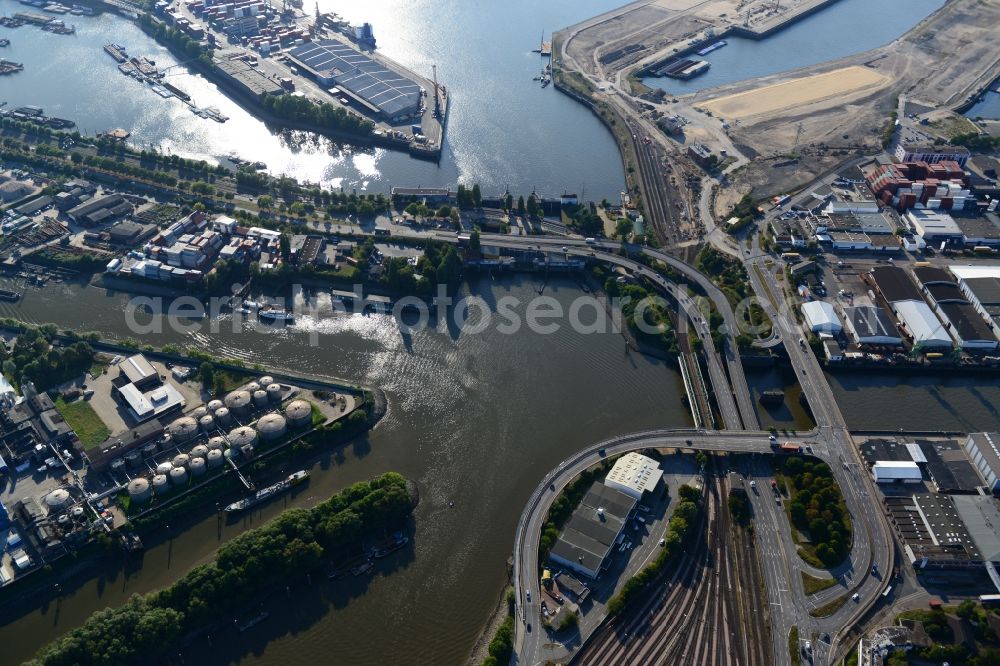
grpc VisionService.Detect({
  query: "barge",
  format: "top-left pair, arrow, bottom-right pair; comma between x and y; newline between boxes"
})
224,470 -> 309,513
696,40 -> 727,56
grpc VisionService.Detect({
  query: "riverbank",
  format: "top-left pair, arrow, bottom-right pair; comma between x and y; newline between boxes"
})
132,13 -> 443,161
23,472 -> 417,666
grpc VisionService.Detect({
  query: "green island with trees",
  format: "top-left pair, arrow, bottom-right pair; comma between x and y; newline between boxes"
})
26,472 -> 415,666
775,456 -> 853,568
0,322 -> 96,392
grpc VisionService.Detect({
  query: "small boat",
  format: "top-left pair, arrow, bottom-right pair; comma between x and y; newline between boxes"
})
325,565 -> 342,580
0,288 -> 21,301
242,299 -> 261,309
259,309 -> 294,323
351,559 -> 374,576
372,534 -> 409,559
235,611 -> 269,632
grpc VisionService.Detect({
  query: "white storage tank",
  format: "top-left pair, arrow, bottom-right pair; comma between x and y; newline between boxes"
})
199,414 -> 216,432
189,457 -> 207,476
266,383 -> 282,403
128,477 -> 152,503
258,375 -> 274,387
207,436 -> 227,451
224,390 -> 252,417
257,413 -> 287,440
207,399 -> 224,412
169,466 -> 189,485
190,444 -> 209,459
191,406 -> 209,420
206,448 -> 224,468
172,453 -> 190,469
152,474 -> 170,494
44,488 -> 72,512
214,407 -> 232,426
156,462 -> 173,475
228,425 -> 257,449
245,381 -> 261,394
285,399 -> 312,429
167,416 -> 199,443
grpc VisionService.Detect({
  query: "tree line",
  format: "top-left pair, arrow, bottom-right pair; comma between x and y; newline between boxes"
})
26,472 -> 414,666
0,324 -> 95,392
261,93 -> 374,137
778,457 -> 852,567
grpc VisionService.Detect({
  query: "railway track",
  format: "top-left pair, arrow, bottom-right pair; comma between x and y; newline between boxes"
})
573,460 -> 770,665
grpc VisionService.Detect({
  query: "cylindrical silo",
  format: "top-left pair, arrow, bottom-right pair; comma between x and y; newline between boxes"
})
258,375 -> 274,388
156,462 -> 173,475
169,466 -> 188,485
189,457 -> 207,476
110,459 -> 126,473
206,448 -> 224,468
141,443 -> 158,459
252,390 -> 268,408
245,381 -> 261,394
192,406 -> 208,420
225,390 -> 252,417
125,450 -> 142,468
207,436 -> 226,451
44,488 -> 71,512
207,399 -> 224,412
285,399 -> 312,429
257,413 -> 287,441
199,414 -> 216,432
214,407 -> 232,426
266,383 -> 282,403
158,433 -> 172,451
190,444 -> 209,459
228,426 -> 257,450
172,453 -> 190,469
152,474 -> 169,494
167,416 -> 199,444
128,478 -> 152,504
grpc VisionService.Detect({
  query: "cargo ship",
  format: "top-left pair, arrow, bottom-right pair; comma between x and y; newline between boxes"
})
104,43 -> 127,63
161,80 -> 191,101
224,470 -> 309,513
696,40 -> 726,56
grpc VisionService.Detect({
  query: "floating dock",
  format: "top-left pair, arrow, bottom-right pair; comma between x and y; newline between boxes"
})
104,43 -> 128,63
655,58 -> 711,80
0,59 -> 24,75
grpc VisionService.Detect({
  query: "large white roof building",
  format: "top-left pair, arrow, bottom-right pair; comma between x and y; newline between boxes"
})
801,301 -> 843,334
892,300 -> 953,348
872,461 -> 922,483
604,452 -> 662,500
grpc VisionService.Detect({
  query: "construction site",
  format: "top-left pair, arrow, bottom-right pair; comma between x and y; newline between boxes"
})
552,0 -> 1000,243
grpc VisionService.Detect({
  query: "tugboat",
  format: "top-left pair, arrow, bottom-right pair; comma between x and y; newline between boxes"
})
224,470 -> 309,513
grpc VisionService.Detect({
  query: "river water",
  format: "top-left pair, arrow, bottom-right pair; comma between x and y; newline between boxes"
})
2,276 -> 999,664
0,0 -> 626,200
641,0 -> 944,95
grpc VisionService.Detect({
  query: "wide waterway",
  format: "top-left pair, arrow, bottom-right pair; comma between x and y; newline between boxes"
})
0,0 -> 626,199
2,277 -> 999,664
642,0 -> 944,95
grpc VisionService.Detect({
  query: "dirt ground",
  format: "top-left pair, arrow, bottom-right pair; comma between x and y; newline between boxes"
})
702,66 -> 890,123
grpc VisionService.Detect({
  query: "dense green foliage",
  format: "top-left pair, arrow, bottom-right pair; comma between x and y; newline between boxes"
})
0,324 -> 94,391
261,94 -> 374,137
728,492 -> 751,526
950,132 -> 1000,153
27,473 -> 413,666
603,278 -> 678,353
725,193 -> 760,235
778,457 -> 852,567
481,616 -> 514,666
563,203 -> 603,236
456,183 -> 482,210
138,13 -> 212,67
606,489 -> 699,616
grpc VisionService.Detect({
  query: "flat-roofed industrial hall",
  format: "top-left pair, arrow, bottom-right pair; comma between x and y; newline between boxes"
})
288,39 -> 422,121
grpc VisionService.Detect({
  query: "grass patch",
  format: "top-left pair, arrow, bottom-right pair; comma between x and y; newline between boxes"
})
801,571 -> 838,595
310,401 -> 326,426
55,396 -> 110,450
789,626 -> 801,665
809,593 -> 849,618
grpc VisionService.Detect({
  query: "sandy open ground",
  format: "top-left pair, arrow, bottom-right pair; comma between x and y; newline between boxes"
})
701,66 -> 890,122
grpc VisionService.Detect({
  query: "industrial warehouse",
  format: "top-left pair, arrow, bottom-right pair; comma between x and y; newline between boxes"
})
287,39 -> 423,121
